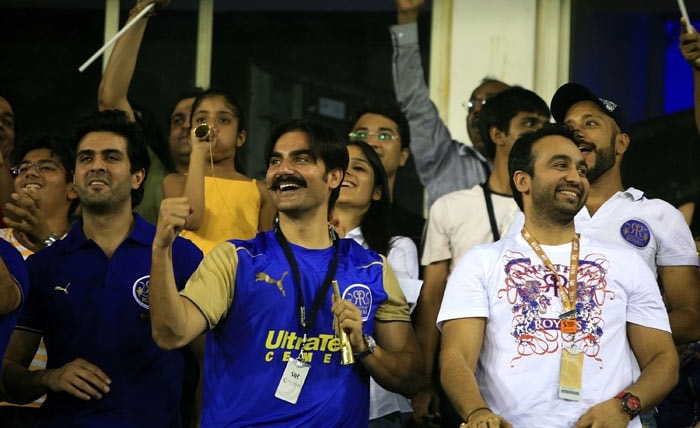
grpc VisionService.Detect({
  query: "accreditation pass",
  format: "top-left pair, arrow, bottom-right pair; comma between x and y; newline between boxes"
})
275,358 -> 311,404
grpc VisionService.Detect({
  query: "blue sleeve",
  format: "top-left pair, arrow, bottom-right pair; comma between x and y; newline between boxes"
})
0,240 -> 29,357
172,237 -> 204,291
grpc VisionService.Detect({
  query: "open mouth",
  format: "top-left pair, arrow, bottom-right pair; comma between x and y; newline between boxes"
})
22,183 -> 42,191
577,142 -> 594,153
269,175 -> 307,191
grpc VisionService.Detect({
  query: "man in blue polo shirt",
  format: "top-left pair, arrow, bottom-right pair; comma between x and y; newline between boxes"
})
1,110 -> 202,427
0,240 -> 28,359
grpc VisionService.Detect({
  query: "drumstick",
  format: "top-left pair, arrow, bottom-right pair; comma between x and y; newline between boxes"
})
78,3 -> 155,72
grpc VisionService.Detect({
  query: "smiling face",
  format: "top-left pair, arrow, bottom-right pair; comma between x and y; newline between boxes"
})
337,144 -> 382,213
13,148 -> 77,213
467,80 -> 510,157
266,130 -> 342,218
349,113 -> 408,182
563,101 -> 621,183
74,132 -> 144,213
527,135 -> 590,223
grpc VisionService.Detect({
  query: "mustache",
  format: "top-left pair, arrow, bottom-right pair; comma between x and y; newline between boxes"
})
268,175 -> 307,190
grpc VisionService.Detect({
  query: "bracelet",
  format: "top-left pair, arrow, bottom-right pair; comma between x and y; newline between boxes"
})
465,406 -> 492,422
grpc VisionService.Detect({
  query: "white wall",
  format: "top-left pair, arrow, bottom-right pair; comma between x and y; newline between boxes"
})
430,0 -> 570,146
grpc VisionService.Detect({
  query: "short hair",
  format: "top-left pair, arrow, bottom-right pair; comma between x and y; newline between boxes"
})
478,86 -> 550,160
508,123 -> 578,211
168,87 -> 204,121
11,134 -> 80,218
347,99 -> 411,149
264,119 -> 349,216
346,140 -> 391,255
72,109 -> 150,207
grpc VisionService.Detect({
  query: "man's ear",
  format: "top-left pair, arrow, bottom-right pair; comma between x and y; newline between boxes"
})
327,168 -> 344,190
489,125 -> 507,148
398,147 -> 410,168
615,132 -> 630,156
131,169 -> 146,190
513,170 -> 530,195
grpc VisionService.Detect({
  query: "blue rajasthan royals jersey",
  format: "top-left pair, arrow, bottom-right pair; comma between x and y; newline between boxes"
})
0,239 -> 28,358
193,231 -> 406,427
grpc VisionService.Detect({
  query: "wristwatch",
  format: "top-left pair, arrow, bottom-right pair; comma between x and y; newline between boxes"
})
354,335 -> 376,360
43,232 -> 60,248
615,392 -> 642,419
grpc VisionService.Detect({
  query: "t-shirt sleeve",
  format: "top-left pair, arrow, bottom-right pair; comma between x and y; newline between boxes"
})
437,246 -> 490,331
180,241 -> 238,329
654,203 -> 699,267
625,252 -> 671,332
421,198 -> 452,266
374,255 -> 411,323
0,240 -> 28,310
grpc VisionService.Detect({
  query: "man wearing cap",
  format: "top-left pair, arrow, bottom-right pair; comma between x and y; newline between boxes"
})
548,82 -> 700,347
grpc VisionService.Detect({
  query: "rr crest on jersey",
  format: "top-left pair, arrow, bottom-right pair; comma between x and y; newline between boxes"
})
620,220 -> 650,248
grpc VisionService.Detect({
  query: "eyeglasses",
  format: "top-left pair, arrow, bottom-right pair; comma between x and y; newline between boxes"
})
11,160 -> 62,177
348,131 -> 398,142
462,98 -> 487,113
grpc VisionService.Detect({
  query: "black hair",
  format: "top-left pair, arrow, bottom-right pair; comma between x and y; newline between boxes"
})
346,140 -> 391,255
72,109 -> 150,207
508,123 -> 578,210
347,99 -> 411,149
132,103 -> 174,172
264,119 -> 349,217
190,88 -> 247,173
478,86 -> 550,160
11,134 -> 80,218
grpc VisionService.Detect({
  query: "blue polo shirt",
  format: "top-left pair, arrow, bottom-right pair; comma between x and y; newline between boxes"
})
0,239 -> 28,359
18,214 -> 202,428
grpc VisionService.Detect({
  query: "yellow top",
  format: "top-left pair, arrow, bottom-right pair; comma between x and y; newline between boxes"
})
180,177 -> 260,255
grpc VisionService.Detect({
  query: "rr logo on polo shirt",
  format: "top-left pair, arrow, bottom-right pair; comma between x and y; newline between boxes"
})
620,220 -> 650,248
133,275 -> 150,309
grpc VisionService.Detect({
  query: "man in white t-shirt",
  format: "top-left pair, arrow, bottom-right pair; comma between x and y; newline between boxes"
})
412,87 -> 549,425
438,124 -> 678,427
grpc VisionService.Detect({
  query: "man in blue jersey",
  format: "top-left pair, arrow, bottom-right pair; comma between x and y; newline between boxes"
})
0,240 -> 28,360
150,119 -> 423,427
1,110 -> 202,427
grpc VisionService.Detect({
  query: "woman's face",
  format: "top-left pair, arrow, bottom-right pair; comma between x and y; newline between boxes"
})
337,144 -> 381,209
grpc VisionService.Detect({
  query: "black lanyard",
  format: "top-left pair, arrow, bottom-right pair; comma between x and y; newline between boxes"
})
480,183 -> 500,242
274,225 -> 339,333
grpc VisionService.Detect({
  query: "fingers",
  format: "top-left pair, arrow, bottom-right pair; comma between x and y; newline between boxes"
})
47,358 -> 111,401
331,299 -> 364,349
154,197 -> 192,248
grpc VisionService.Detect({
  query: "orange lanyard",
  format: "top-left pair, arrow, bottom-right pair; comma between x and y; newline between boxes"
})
521,228 -> 580,333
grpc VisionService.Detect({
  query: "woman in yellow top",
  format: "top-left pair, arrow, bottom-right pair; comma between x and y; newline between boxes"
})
163,89 -> 275,254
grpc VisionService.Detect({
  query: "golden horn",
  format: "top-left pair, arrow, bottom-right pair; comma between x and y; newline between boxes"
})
333,280 -> 355,365
193,123 -> 211,140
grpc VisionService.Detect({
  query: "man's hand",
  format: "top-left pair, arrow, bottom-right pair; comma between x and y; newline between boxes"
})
680,17 -> 700,70
41,358 -> 111,401
3,190 -> 52,245
154,197 -> 192,249
396,0 -> 425,25
574,398 -> 631,428
331,295 -> 365,354
136,0 -> 171,12
411,383 -> 442,425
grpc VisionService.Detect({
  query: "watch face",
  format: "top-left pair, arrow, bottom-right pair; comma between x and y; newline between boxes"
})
626,395 -> 641,411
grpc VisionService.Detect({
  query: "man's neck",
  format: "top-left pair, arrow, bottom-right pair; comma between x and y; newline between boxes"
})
82,206 -> 134,259
278,210 -> 333,249
487,156 -> 513,194
523,212 -> 576,246
586,171 -> 625,216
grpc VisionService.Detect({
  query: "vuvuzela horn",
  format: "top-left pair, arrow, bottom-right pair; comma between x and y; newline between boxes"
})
332,280 -> 355,365
193,123 -> 211,140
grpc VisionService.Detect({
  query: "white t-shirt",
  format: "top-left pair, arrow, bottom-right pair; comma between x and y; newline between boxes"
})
437,233 -> 670,428
422,185 -> 518,272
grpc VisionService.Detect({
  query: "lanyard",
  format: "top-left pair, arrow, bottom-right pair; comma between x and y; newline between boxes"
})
521,228 -> 580,323
275,225 -> 339,339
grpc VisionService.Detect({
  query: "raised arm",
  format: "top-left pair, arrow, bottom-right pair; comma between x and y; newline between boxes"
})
0,248 -> 23,315
680,17 -> 700,135
98,1 -> 170,118
150,196 -> 208,349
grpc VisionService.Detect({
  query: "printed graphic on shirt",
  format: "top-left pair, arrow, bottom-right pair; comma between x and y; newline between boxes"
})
256,271 -> 288,297
501,251 -> 614,368
133,275 -> 150,309
620,220 -> 650,248
342,283 -> 372,321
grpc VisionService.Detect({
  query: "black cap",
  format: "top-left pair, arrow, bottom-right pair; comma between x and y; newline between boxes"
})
551,82 -> 628,132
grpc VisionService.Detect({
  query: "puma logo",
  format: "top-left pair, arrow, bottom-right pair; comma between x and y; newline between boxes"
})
54,283 -> 70,294
255,271 -> 288,297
